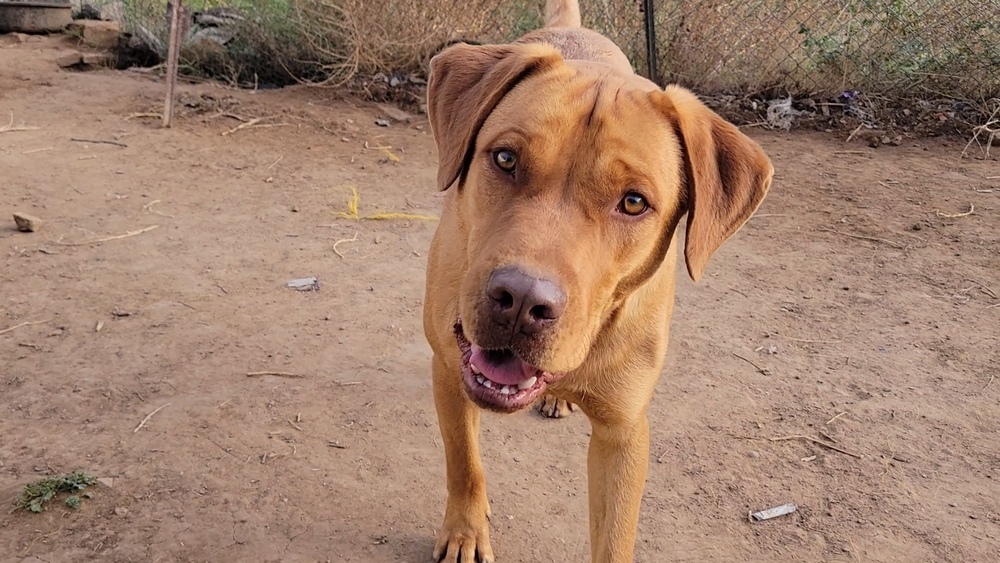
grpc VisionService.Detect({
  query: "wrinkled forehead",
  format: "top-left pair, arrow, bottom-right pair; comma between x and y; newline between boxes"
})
477,64 -> 682,185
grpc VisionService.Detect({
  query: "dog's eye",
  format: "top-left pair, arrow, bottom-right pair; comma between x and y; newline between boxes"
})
618,193 -> 649,216
493,150 -> 517,173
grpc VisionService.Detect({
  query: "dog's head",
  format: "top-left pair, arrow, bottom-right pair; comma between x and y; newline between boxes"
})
428,43 -> 773,412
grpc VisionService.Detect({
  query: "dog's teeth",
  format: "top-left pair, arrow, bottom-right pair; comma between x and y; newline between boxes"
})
476,375 -> 486,385
499,386 -> 512,395
517,376 -> 537,390
470,363 -> 482,375
482,379 -> 494,389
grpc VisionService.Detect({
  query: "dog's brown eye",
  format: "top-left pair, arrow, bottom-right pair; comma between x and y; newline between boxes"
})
493,150 -> 517,173
618,193 -> 648,216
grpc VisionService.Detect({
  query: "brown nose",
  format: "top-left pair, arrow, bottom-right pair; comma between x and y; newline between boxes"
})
486,266 -> 567,336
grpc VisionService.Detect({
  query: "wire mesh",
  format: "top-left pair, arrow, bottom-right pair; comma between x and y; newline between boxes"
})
650,0 -> 1000,100
71,0 -> 999,102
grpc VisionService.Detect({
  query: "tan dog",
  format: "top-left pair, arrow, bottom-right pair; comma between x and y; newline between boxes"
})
422,1 -> 773,561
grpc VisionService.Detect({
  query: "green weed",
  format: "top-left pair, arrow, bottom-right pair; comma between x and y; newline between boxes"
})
16,471 -> 97,513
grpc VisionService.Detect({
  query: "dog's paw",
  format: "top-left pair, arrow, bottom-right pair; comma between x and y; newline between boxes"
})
433,504 -> 494,562
537,394 -> 576,418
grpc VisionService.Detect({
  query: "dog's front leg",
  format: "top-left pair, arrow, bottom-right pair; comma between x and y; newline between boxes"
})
587,415 -> 650,563
432,354 -> 494,563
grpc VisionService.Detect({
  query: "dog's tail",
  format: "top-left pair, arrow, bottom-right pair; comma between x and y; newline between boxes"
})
545,0 -> 581,27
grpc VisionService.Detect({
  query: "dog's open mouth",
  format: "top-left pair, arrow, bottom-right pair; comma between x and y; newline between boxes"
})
454,321 -> 553,413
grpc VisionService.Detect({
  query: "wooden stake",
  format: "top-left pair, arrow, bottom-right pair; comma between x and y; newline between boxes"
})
163,1 -> 184,128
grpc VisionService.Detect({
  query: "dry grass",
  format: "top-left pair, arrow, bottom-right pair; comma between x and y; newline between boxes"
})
90,1 -> 998,110
650,0 -> 999,99
290,0 -> 547,86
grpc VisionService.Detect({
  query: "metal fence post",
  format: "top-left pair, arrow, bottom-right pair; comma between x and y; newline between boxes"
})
642,0 -> 658,84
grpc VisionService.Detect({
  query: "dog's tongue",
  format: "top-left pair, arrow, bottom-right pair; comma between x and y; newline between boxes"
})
470,344 -> 539,385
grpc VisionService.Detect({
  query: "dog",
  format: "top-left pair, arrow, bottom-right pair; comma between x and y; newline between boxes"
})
421,1 -> 773,561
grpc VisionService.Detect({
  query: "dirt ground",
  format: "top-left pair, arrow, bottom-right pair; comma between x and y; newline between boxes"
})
1,35 -> 998,563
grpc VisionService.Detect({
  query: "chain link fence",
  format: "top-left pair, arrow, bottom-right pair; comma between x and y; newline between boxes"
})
648,0 -> 1000,101
74,1 -> 999,127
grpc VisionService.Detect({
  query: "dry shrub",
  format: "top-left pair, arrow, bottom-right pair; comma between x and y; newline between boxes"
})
653,0 -> 1000,99
91,0 -> 998,118
293,0 -> 545,86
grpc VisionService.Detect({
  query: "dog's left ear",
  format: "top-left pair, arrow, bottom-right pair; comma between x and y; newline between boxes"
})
427,42 -> 564,191
650,85 -> 774,282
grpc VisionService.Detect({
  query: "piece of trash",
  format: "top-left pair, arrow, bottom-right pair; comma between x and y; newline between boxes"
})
749,503 -> 798,522
765,97 -> 802,131
286,277 -> 320,291
374,119 -> 391,127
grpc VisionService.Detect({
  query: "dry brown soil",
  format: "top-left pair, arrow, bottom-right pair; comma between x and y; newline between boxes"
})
1,35 -> 998,563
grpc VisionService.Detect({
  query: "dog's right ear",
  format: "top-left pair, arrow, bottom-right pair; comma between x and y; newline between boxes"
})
427,42 -> 564,191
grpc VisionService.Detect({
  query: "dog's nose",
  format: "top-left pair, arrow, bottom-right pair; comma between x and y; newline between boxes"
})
486,267 -> 566,335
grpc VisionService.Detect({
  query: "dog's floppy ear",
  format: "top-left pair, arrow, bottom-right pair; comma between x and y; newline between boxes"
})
651,85 -> 774,282
427,42 -> 564,191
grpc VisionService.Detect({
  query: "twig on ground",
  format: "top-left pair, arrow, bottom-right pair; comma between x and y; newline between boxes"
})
0,319 -> 52,336
819,227 -> 906,249
845,123 -> 865,143
142,200 -> 174,218
963,279 -> 998,299
288,419 -> 303,432
220,117 -> 289,137
23,147 -> 53,154
0,111 -> 40,133
207,437 -> 239,459
363,140 -> 400,162
223,117 -> 265,135
52,225 -> 159,246
267,155 -> 283,170
936,204 -> 975,219
333,232 -> 359,258
70,138 -> 128,148
826,412 -> 849,425
124,112 -> 162,121
134,403 -> 171,433
774,334 -> 842,344
770,435 -> 862,459
210,112 -> 251,122
246,371 -> 306,379
984,373 -> 995,392
732,353 -> 770,375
